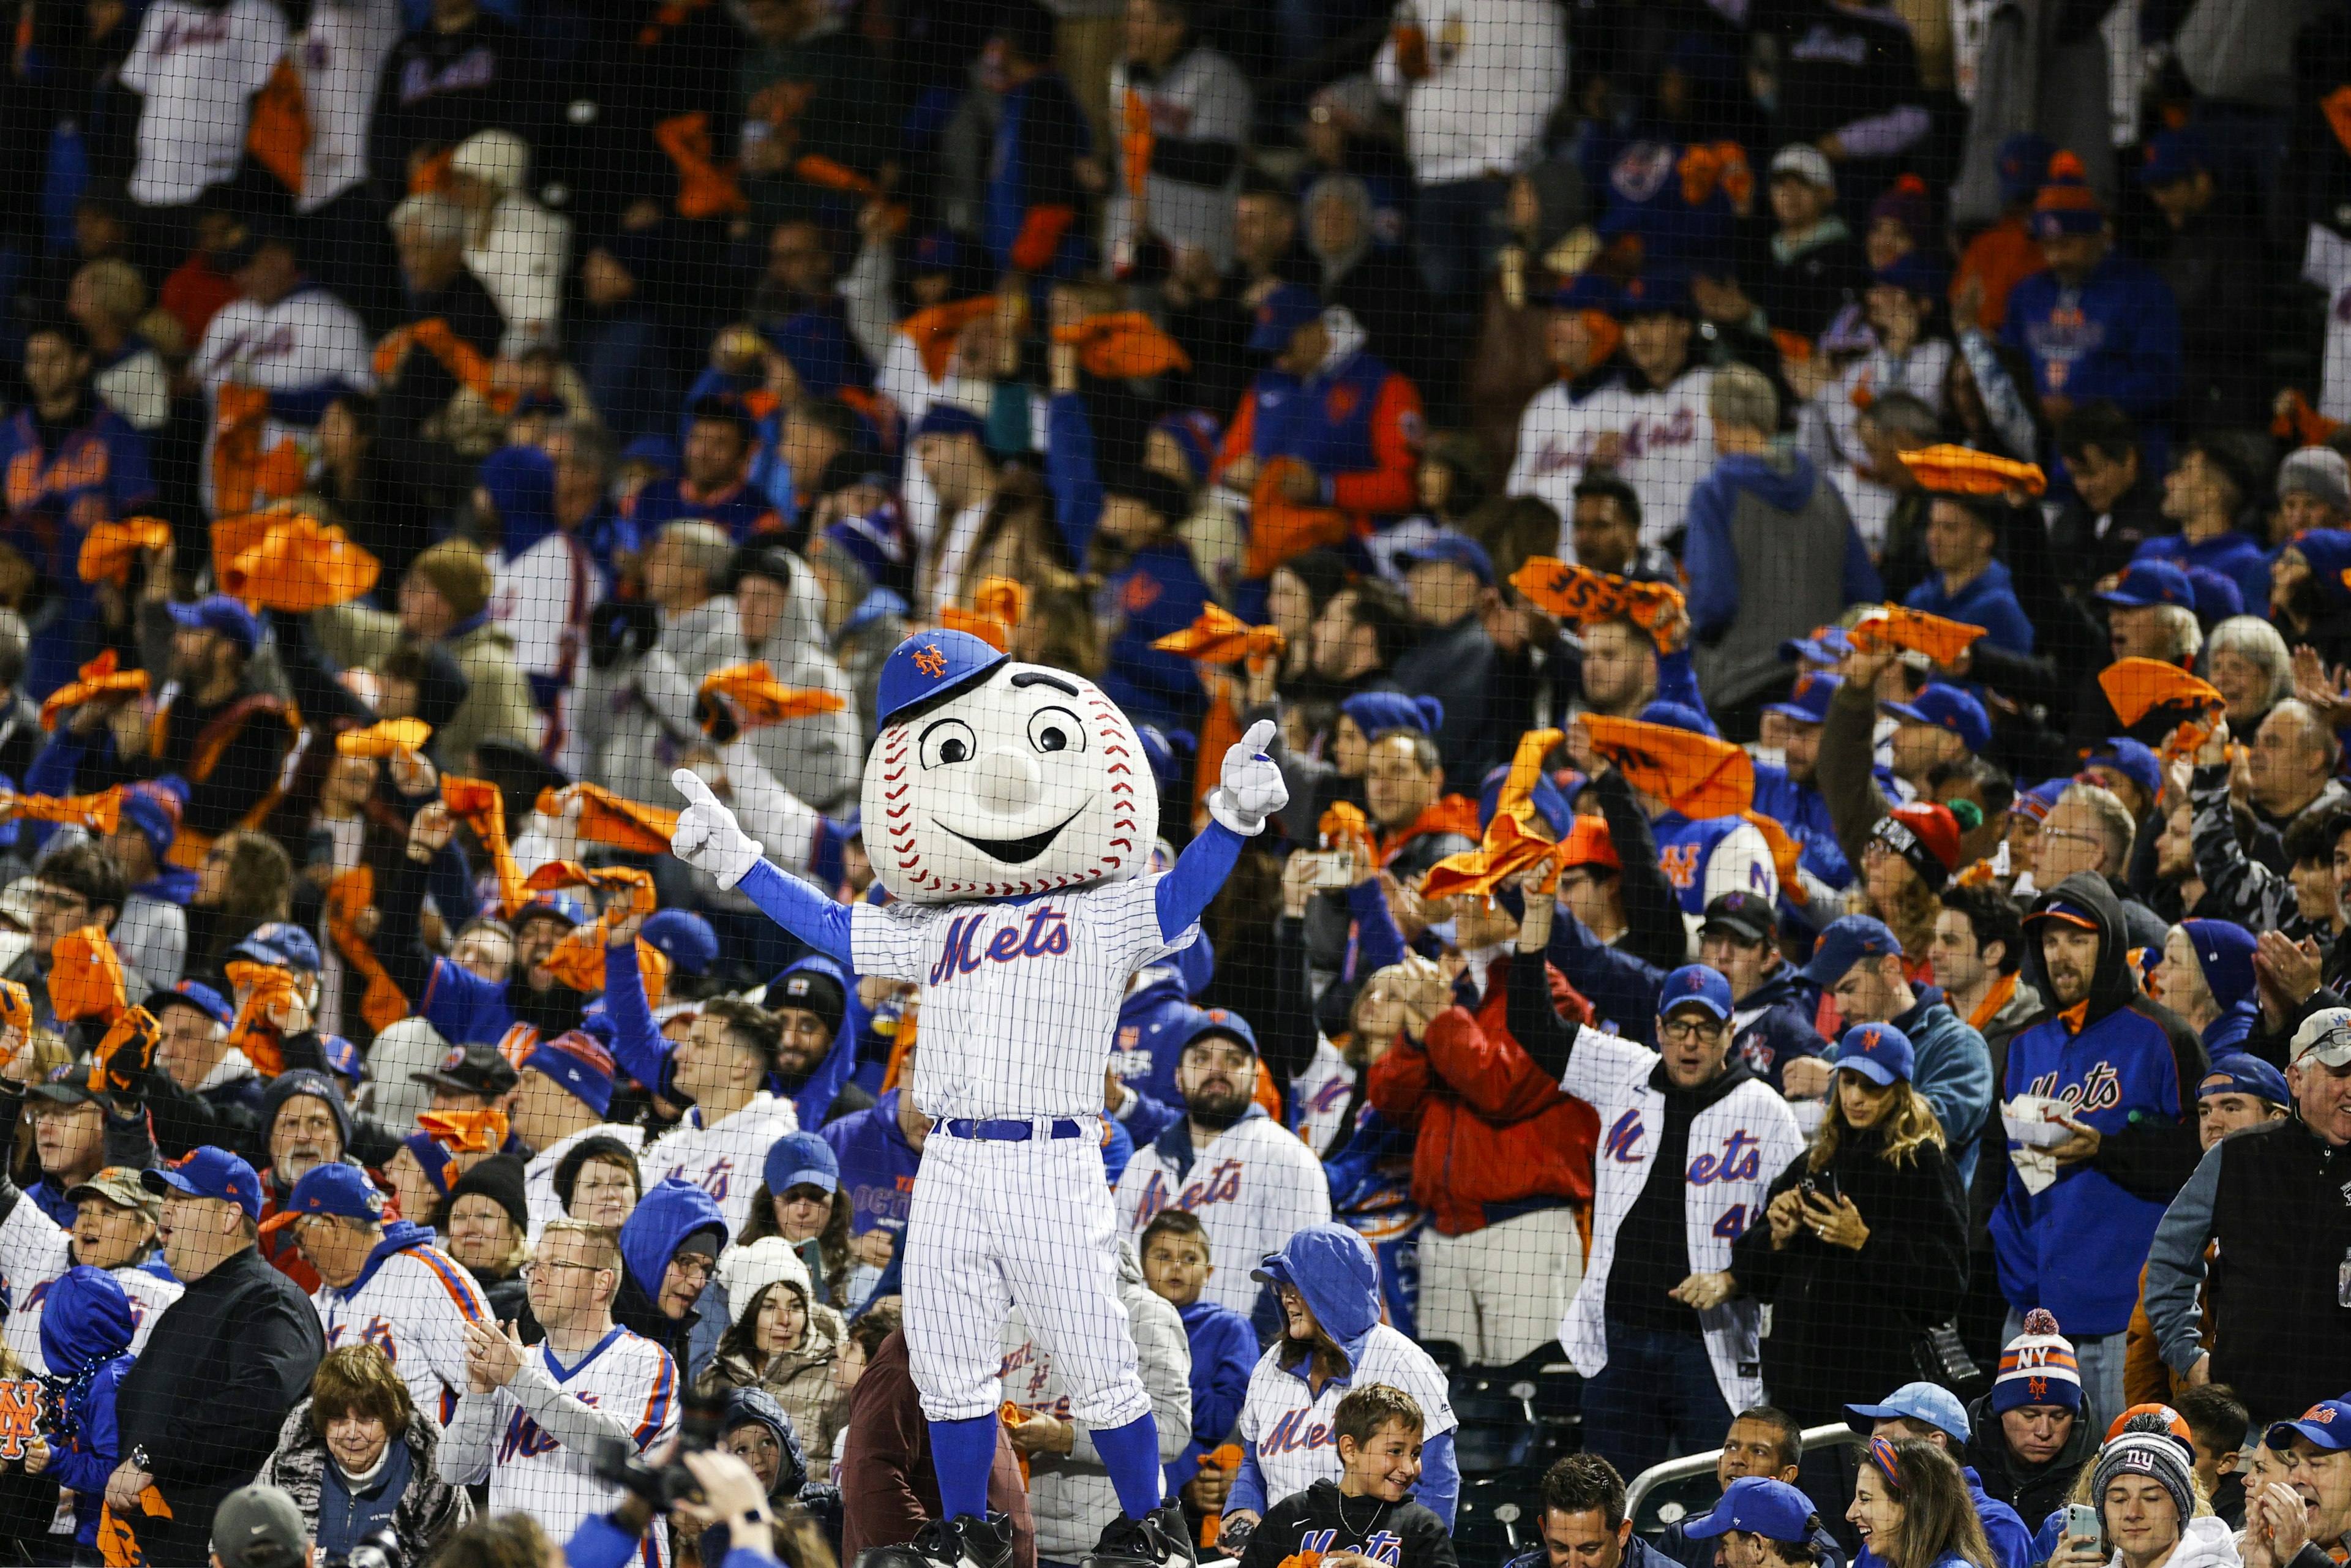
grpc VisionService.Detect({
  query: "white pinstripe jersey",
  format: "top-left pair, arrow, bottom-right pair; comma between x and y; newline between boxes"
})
851,877 -> 1196,1122
0,1199 -> 182,1373
314,1237 -> 493,1425
1237,1327 -> 1457,1511
483,1329 -> 679,1564
642,1092 -> 797,1237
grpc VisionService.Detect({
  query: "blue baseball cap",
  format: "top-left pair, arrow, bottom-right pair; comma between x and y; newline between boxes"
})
876,628 -> 1009,727
1682,1477 -> 1817,1544
1871,250 -> 1948,302
1341,692 -> 1443,741
1659,964 -> 1733,1022
1781,626 -> 1854,666
641,910 -> 719,977
1178,1005 -> 1260,1059
1618,270 -> 1694,319
516,891 -> 587,931
1881,683 -> 1992,757
1550,272 -> 1623,313
1249,285 -> 1327,352
232,922 -> 321,973
2096,559 -> 2195,609
1399,531 -> 1494,587
144,979 -> 232,1029
1846,1381 -> 1972,1443
141,1146 -> 264,1220
2180,920 -> 2259,1011
261,1162 -> 385,1231
524,1030 -> 617,1117
1478,764 -> 1573,838
763,1130 -> 841,1198
118,779 -> 186,865
2197,1050 -> 2289,1106
2267,1401 -> 2351,1452
319,1033 -> 364,1086
2184,565 -> 2244,623
1837,1021 -> 1916,1085
2085,738 -> 2162,802
2137,128 -> 2211,187
1801,914 -> 1904,988
1763,672 -> 1842,725
910,403 -> 987,445
167,595 -> 260,658
1997,133 -> 2056,204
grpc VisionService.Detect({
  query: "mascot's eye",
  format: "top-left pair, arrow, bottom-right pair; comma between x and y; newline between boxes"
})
1027,707 -> 1086,755
919,719 -> 978,769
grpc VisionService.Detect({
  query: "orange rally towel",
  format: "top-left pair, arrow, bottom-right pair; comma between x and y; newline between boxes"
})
443,776 -> 528,918
1578,714 -> 1756,820
1152,604 -> 1286,666
336,718 -> 433,759
418,1107 -> 510,1152
219,512 -> 381,611
39,651 -> 148,732
1052,312 -> 1192,380
1897,443 -> 2049,497
50,928 -> 128,1025
697,664 -> 850,732
1847,604 -> 1988,666
77,518 -> 172,586
536,784 -> 681,857
4,787 -> 123,835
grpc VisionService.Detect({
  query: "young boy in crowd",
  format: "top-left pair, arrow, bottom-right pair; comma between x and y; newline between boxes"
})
1139,1210 -> 1258,1514
1236,1385 -> 1457,1568
2173,1384 -> 2251,1527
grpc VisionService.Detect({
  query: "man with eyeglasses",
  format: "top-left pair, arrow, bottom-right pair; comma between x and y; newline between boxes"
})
1509,896 -> 1804,1483
2145,1007 -> 2351,1428
1,842 -> 138,1032
268,1162 -> 490,1425
440,1218 -> 681,1554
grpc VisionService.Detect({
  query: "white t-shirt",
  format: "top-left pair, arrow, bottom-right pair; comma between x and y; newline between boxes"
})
641,1092 -> 798,1239
0,1202 -> 182,1374
120,0 -> 291,206
293,0 -> 402,211
852,877 -> 1194,1122
1506,367 -> 1718,549
315,1236 -> 492,1424
1114,1112 -> 1333,1318
1237,1325 -> 1457,1509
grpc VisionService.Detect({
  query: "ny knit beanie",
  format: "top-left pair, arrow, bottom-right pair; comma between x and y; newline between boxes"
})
2093,1414 -> 2198,1527
1992,1308 -> 2083,1414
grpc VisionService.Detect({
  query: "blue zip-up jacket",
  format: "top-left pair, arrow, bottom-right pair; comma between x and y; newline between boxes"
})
1728,964 -> 1829,1096
39,1264 -> 135,1549
1905,558 -> 2035,656
1854,1471 -> 2027,1568
1990,873 -> 2205,1335
1167,1296 -> 1257,1498
1097,542 -> 1215,737
820,1088 -> 923,1245
1751,759 -> 1852,890
1543,912 -> 1664,1045
1685,449 -> 1881,640
1226,1225 -> 1458,1527
2129,529 -> 2271,620
1999,254 -> 2182,421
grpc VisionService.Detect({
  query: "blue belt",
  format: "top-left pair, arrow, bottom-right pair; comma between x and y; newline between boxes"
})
942,1118 -> 1085,1141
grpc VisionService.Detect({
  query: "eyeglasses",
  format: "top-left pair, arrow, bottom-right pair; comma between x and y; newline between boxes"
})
669,1256 -> 714,1285
2039,828 -> 2104,848
520,1260 -> 612,1282
1659,1018 -> 1725,1043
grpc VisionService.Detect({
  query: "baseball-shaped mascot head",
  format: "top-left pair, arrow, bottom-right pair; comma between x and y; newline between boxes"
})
862,629 -> 1158,903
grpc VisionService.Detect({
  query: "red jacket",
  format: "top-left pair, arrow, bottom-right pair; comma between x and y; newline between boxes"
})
1366,955 -> 1601,1237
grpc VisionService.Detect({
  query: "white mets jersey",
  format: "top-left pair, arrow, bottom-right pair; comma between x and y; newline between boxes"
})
642,1093 -> 797,1239
1113,1111 -> 1332,1318
314,1234 -> 492,1425
1237,1326 -> 1456,1510
851,877 -> 1197,1121
444,1327 -> 679,1566
0,1199 -> 182,1373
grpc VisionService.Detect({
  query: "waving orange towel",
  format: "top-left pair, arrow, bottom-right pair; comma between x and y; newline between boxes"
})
541,923 -> 671,1007
901,297 -> 998,382
336,718 -> 433,759
77,518 -> 173,586
5,787 -> 123,836
537,784 -> 682,857
443,776 -> 528,919
526,860 -> 659,918
224,960 -> 301,1077
325,865 -> 408,1035
1423,729 -> 1571,901
1052,312 -> 1193,380
1898,443 -> 2049,497
1510,556 -> 1688,650
1316,801 -> 1379,871
50,928 -> 127,1026
1847,604 -> 1987,666
697,664 -> 850,733
1152,604 -> 1287,666
220,512 -> 381,611
418,1108 -> 510,1153
1579,715 -> 1756,820
2101,656 -> 2228,760
39,651 -> 149,732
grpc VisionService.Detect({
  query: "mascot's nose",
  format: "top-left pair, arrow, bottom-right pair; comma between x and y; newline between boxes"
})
973,747 -> 1043,814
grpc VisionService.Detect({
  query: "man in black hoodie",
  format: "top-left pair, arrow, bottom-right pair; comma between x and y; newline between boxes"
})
110,1147 -> 325,1566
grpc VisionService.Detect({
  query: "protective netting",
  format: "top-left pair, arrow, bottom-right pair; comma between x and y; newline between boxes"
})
0,1 -> 2348,1566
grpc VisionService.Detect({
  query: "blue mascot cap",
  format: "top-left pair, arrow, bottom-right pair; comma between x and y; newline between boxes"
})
876,629 -> 1010,727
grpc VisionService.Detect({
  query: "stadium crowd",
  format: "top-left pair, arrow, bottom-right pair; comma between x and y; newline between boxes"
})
7,0 -> 2351,1564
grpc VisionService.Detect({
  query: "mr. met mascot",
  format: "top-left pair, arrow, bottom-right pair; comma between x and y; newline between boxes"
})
670,628 -> 1286,1568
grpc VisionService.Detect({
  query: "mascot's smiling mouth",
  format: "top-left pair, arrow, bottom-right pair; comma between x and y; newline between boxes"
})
935,805 -> 1087,865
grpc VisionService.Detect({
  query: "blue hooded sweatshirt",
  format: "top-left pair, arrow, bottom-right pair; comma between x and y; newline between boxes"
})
1684,450 -> 1882,641
1109,967 -> 1196,1147
771,954 -> 861,1129
1166,1296 -> 1258,1499
1905,558 -> 2035,656
820,1089 -> 923,1245
1228,1225 -> 1459,1528
39,1265 -> 134,1548
615,1179 -> 728,1378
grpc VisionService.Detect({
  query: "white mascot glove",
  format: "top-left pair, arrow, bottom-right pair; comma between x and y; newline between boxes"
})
670,768 -> 765,889
1206,719 -> 1289,836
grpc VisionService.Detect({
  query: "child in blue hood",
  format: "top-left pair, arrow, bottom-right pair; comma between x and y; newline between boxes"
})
1225,1225 -> 1461,1532
34,1265 -> 135,1551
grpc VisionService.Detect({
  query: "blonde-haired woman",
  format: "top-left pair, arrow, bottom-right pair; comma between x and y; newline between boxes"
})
1728,1021 -> 1968,1430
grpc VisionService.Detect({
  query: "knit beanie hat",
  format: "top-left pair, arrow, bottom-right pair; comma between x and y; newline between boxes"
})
2093,1411 -> 2198,1526
411,541 -> 493,622
1992,1308 -> 2083,1414
447,1153 -> 530,1234
1870,801 -> 1976,892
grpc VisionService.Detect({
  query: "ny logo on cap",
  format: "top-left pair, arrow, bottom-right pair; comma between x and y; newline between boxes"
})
1860,1027 -> 1881,1048
913,646 -> 947,678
